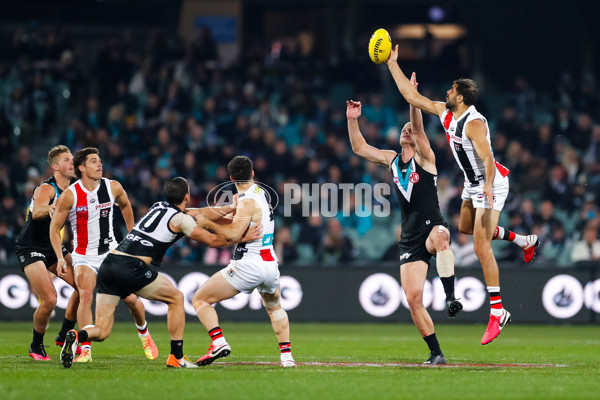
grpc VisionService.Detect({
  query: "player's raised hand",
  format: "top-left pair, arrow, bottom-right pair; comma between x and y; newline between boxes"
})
346,100 -> 362,119
410,72 -> 419,89
386,44 -> 399,66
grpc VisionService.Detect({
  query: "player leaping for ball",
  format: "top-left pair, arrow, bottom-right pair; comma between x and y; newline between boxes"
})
386,45 -> 539,345
347,73 -> 461,365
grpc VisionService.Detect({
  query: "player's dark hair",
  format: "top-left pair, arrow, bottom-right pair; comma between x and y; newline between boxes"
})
165,177 -> 189,204
73,147 -> 99,179
453,78 -> 479,106
227,155 -> 253,181
47,145 -> 70,166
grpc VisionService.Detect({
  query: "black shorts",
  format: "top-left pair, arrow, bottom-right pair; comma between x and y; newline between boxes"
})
16,244 -> 69,272
96,253 -> 159,299
397,223 -> 449,267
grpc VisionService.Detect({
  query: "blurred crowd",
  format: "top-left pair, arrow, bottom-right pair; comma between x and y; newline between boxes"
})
0,26 -> 599,267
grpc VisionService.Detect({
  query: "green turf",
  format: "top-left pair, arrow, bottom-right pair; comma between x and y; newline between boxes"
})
0,322 -> 598,400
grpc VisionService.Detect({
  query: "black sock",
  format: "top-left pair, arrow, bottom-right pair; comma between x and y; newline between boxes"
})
78,329 -> 89,343
58,318 -> 77,339
171,340 -> 184,359
441,276 -> 456,301
423,333 -> 443,357
32,328 -> 44,346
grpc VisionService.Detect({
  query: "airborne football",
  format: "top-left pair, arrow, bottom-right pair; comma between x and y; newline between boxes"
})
368,28 -> 392,64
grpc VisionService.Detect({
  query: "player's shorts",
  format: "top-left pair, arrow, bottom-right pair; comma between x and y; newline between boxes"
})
461,173 -> 509,211
398,223 -> 448,267
16,245 -> 69,271
71,252 -> 112,274
220,257 -> 280,294
96,253 -> 158,299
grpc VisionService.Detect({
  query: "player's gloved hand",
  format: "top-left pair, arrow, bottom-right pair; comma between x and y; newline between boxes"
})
243,223 -> 263,242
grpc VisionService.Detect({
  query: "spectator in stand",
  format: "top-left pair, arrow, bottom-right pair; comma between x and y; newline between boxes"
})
298,213 -> 325,253
540,222 -> 572,266
571,113 -> 593,152
571,223 -> 600,263
320,218 -> 355,265
0,220 -> 16,263
381,226 -> 402,262
451,233 -> 478,267
274,226 -> 298,265
532,124 -> 556,164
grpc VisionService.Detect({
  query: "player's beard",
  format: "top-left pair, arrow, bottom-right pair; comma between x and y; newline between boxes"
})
445,98 -> 456,112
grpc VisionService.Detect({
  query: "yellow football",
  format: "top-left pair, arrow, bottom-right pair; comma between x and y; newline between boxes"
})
368,28 -> 392,64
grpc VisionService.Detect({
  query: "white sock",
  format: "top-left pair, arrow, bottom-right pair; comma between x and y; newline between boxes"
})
495,226 -> 528,247
513,234 -> 528,247
213,337 -> 226,346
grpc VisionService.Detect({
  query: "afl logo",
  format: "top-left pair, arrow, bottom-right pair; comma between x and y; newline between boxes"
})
393,177 -> 399,184
409,172 -> 420,183
76,206 -> 88,213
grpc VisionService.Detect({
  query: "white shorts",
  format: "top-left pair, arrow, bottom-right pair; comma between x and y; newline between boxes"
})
72,252 -> 110,274
220,258 -> 280,294
461,174 -> 509,211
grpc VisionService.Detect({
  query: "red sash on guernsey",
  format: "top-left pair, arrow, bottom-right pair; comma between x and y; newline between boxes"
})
260,249 -> 275,261
495,161 -> 510,177
443,110 -> 510,178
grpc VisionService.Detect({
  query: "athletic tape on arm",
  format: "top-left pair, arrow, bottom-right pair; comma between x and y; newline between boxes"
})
172,213 -> 197,237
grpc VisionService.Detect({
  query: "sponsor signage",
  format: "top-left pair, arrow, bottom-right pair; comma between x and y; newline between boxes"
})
0,265 -> 598,323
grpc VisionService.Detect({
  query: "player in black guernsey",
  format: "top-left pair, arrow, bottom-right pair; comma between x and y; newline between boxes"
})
347,74 -> 461,365
60,177 -> 262,368
15,145 -> 82,361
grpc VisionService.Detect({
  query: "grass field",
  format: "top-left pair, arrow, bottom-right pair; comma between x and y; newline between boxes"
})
1,321 -> 599,400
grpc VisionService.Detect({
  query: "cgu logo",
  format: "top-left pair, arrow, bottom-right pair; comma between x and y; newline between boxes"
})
76,206 -> 88,212
126,234 -> 154,247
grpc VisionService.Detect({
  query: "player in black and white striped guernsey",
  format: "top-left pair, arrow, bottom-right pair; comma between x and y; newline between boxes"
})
386,46 -> 539,345
51,147 -> 157,363
59,177 -> 262,368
